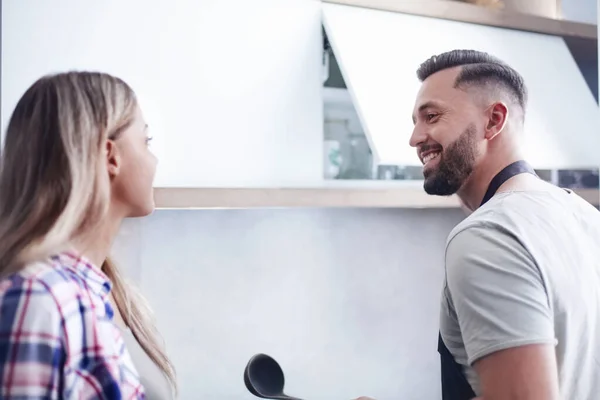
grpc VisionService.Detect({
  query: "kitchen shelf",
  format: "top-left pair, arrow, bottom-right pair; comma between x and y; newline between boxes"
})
323,0 -> 597,40
153,186 -> 600,209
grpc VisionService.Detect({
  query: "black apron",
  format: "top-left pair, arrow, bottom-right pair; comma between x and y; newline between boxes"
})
438,160 -> 537,400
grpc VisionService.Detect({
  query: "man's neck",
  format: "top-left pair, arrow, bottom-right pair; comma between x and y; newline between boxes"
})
457,155 -> 523,211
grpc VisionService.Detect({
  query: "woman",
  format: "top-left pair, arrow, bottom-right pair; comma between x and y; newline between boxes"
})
0,72 -> 176,399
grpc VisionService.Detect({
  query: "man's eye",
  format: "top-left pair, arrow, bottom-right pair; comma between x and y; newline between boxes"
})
427,113 -> 437,121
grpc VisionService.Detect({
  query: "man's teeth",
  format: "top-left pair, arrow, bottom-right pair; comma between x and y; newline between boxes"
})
423,152 -> 441,164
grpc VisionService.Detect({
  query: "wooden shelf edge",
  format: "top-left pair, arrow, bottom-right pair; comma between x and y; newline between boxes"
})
572,188 -> 600,206
322,0 -> 597,40
153,187 -> 599,209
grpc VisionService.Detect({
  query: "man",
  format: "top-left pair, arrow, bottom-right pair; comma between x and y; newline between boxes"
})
406,49 -> 600,399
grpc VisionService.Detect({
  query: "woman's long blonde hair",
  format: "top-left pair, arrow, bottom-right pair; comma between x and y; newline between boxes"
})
0,72 -> 176,392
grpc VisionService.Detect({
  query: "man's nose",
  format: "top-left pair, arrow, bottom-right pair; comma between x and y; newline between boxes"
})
409,126 -> 427,148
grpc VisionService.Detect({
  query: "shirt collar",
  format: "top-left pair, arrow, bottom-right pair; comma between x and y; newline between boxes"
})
55,251 -> 112,301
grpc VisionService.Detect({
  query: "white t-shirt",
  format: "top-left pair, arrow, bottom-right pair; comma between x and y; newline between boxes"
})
440,187 -> 600,398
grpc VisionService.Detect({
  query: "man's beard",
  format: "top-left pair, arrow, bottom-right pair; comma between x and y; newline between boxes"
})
423,124 -> 478,196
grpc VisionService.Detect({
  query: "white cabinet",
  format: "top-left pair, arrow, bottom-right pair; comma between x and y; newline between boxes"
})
323,3 -> 600,170
1,0 -> 323,187
3,0 -> 598,208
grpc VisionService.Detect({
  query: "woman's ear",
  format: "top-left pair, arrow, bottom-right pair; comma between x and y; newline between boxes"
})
484,102 -> 509,141
106,139 -> 121,179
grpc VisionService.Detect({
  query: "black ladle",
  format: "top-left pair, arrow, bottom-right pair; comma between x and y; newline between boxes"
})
244,353 -> 304,400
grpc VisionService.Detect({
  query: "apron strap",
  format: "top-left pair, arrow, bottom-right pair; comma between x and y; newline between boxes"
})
438,333 -> 476,400
480,160 -> 537,206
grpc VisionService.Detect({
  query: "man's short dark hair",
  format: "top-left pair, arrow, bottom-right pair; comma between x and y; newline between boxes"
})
416,49 -> 528,112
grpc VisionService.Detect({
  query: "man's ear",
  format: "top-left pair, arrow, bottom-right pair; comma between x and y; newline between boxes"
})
106,139 -> 121,179
484,102 -> 508,141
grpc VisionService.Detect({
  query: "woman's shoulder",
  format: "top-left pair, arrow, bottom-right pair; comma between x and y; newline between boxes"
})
0,256 -> 79,350
0,252 -> 111,320
0,253 -> 141,398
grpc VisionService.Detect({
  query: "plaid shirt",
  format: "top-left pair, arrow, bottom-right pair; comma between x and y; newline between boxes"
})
0,252 -> 145,399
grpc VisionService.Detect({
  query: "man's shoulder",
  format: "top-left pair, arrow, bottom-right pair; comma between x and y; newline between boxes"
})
446,190 -> 573,247
446,207 -> 510,249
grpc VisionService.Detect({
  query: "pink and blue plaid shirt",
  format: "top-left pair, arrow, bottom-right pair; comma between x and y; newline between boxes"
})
0,252 -> 145,399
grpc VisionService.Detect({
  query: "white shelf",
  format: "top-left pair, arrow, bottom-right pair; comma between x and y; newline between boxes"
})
153,186 -> 599,209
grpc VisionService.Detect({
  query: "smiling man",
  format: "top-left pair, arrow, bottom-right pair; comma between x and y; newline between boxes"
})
407,49 -> 600,400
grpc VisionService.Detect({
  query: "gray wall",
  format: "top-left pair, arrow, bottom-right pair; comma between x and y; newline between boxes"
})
112,207 -> 465,399
561,0 -> 597,24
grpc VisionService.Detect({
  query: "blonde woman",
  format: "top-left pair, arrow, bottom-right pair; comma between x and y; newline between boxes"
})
0,72 -> 176,399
